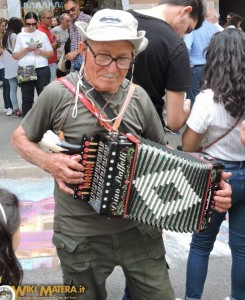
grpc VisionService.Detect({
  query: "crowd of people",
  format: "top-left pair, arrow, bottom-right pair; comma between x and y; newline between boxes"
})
0,0 -> 91,117
0,1 -> 245,300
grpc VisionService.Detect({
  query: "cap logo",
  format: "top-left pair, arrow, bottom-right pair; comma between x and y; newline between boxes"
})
99,17 -> 121,24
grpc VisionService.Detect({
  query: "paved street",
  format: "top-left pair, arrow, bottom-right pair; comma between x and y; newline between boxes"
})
0,86 -> 231,300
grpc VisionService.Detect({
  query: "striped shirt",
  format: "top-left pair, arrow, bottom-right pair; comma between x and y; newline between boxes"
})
70,12 -> 91,71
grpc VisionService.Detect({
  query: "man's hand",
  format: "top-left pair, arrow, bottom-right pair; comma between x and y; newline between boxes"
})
213,172 -> 232,213
66,50 -> 78,61
45,153 -> 84,195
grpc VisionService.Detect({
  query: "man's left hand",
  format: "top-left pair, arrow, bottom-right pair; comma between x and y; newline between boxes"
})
213,172 -> 232,213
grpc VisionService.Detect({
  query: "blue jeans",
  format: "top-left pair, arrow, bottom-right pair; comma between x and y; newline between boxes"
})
187,65 -> 204,108
9,77 -> 19,110
0,68 -> 12,110
186,159 -> 245,300
20,66 -> 50,117
49,62 -> 57,82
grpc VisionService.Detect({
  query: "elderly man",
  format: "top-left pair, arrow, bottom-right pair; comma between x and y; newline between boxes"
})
12,9 -> 172,300
206,8 -> 224,31
12,9 -> 231,300
51,13 -> 71,78
51,13 -> 71,62
38,9 -> 59,81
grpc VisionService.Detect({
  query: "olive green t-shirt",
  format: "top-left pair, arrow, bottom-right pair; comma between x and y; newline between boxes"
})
22,72 -> 167,236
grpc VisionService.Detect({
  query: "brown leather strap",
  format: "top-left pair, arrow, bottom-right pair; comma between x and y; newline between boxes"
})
202,116 -> 242,151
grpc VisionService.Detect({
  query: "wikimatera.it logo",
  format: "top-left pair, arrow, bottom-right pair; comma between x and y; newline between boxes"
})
0,283 -> 86,300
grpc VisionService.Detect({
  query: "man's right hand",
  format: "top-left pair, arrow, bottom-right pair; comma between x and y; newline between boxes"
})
45,153 -> 84,195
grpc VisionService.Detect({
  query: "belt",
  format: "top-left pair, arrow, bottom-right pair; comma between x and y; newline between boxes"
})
190,64 -> 204,68
216,158 -> 245,169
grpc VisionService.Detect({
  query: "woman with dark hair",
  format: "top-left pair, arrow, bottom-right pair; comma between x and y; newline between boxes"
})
224,13 -> 242,29
51,16 -> 59,28
226,12 -> 234,22
12,12 -> 53,117
2,17 -> 23,117
182,29 -> 245,300
0,188 -> 23,285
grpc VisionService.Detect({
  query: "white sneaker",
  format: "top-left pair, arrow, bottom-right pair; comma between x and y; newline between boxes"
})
3,108 -> 8,113
6,108 -> 13,116
224,298 -> 230,300
175,298 -> 183,300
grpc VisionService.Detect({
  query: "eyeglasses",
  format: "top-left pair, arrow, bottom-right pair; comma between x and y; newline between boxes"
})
43,16 -> 53,20
86,43 -> 134,70
64,6 -> 76,14
25,22 -> 37,27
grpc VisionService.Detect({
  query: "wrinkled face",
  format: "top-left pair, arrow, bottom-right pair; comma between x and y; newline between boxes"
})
81,40 -> 134,93
40,11 -> 53,28
60,15 -> 71,29
171,7 -> 197,37
64,1 -> 80,21
206,14 -> 216,24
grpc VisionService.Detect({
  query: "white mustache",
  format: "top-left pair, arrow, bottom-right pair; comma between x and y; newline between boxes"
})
103,74 -> 118,78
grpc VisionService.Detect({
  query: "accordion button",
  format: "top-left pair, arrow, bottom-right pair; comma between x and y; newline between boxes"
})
60,243 -> 65,249
85,262 -> 90,266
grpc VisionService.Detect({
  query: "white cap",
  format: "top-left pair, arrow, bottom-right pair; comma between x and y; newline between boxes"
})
75,9 -> 148,55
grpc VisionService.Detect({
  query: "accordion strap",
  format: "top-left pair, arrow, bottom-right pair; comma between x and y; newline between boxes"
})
112,83 -> 136,131
58,77 -> 114,131
58,77 -> 134,134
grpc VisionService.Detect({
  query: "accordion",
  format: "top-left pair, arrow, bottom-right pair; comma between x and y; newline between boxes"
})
73,132 -> 223,233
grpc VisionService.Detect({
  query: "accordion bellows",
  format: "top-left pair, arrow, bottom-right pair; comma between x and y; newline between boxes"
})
74,133 -> 223,233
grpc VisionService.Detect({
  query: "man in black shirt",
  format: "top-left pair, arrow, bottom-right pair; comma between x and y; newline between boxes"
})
124,1 -> 206,299
128,0 -> 205,133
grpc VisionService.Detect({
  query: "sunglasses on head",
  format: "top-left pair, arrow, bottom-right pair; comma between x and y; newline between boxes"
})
64,6 -> 76,14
